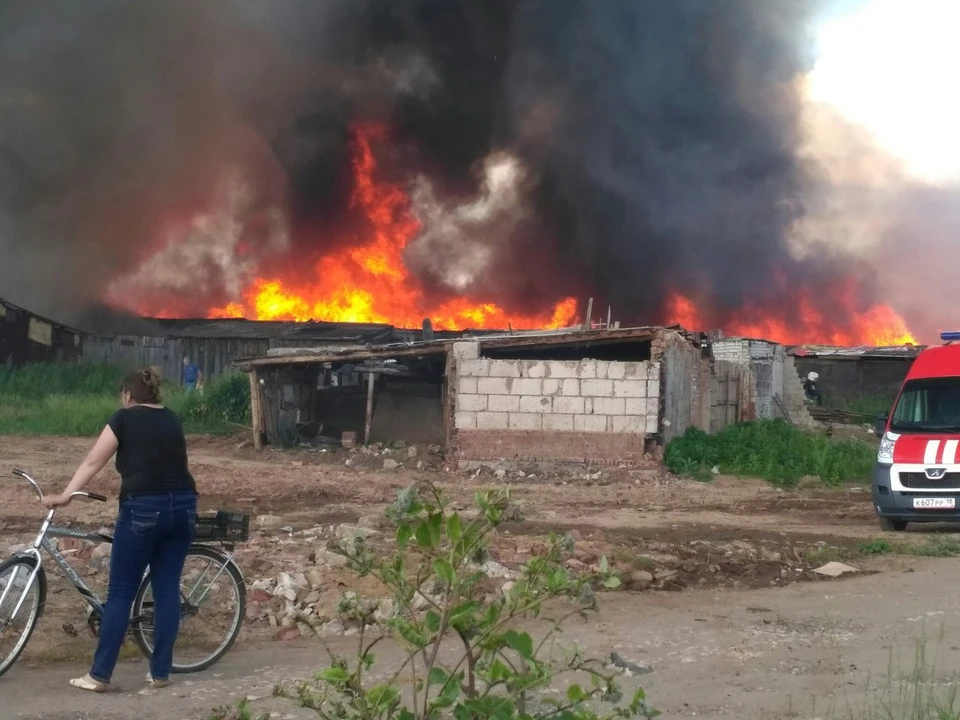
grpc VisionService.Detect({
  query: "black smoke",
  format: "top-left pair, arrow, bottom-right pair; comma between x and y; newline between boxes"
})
3,0 -> 923,334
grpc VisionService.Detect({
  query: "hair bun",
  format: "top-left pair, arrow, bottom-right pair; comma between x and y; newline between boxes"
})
142,366 -> 162,390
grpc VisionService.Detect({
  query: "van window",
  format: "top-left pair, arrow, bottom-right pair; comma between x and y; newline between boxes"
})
891,377 -> 960,432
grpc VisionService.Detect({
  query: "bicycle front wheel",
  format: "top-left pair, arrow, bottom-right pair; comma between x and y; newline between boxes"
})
0,556 -> 44,679
131,545 -> 245,673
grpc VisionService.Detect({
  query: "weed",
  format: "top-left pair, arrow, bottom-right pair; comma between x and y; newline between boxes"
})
0,363 -> 250,436
835,636 -> 960,720
664,419 -> 876,487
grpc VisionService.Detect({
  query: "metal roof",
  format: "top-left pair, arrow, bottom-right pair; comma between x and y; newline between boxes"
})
0,297 -> 84,335
788,344 -> 924,360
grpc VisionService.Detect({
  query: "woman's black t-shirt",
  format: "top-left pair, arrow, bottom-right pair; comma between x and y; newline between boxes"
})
107,406 -> 197,502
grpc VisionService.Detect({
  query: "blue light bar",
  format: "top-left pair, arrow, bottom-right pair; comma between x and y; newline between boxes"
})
942,332 -> 960,342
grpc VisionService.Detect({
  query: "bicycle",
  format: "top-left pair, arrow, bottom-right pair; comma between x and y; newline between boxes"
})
0,468 -> 248,679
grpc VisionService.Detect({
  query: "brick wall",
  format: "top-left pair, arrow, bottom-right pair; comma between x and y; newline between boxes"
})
450,342 -> 660,464
455,429 -> 648,465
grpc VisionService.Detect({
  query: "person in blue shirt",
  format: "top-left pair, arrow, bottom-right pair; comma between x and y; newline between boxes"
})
182,357 -> 202,392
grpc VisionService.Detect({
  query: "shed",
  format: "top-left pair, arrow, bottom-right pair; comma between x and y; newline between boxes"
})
0,297 -> 83,367
788,344 -> 922,408
236,326 -> 753,466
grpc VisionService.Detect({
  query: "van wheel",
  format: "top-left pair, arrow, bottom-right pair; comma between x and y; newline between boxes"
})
879,517 -> 907,532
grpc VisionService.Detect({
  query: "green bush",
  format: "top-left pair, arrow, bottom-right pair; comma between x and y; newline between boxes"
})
664,419 -> 876,487
240,483 -> 657,720
0,363 -> 249,436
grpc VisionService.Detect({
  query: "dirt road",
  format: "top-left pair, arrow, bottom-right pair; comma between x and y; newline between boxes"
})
5,560 -> 960,720
3,434 -> 959,719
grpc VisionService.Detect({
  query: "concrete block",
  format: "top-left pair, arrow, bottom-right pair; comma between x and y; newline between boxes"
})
575,414 -> 608,432
622,362 -> 643,380
452,341 -> 480,360
455,411 -> 477,429
489,360 -> 521,378
593,397 -> 626,415
577,360 -> 598,380
478,377 -> 510,395
646,398 -> 659,416
647,379 -> 660,398
543,413 -> 574,431
458,377 -> 478,395
488,395 -> 520,412
546,361 -> 580,379
611,415 -> 644,433
458,394 -> 487,412
521,361 -> 549,378
624,398 -> 646,416
613,380 -> 646,398
459,359 -> 490,378
645,415 -> 659,434
580,379 -> 614,397
553,396 -> 585,414
560,379 -> 580,396
606,362 -> 627,380
648,363 -> 661,382
476,411 -> 509,429
542,379 -> 561,396
510,378 -> 542,396
596,361 -> 612,379
508,413 -> 542,430
520,395 -> 552,413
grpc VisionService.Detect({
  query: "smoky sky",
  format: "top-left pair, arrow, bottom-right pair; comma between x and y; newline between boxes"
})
3,0 -> 910,332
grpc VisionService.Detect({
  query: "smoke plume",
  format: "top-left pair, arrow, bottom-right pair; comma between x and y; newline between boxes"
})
0,0 -> 952,339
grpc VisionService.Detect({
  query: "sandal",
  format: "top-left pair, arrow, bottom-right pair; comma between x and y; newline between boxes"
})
70,674 -> 108,692
146,672 -> 169,688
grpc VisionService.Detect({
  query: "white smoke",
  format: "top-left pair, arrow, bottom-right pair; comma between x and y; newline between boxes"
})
106,169 -> 290,310
405,151 -> 531,291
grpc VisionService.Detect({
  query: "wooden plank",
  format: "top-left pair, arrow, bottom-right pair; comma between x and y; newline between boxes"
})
441,350 -> 456,455
364,370 -> 375,445
249,369 -> 263,450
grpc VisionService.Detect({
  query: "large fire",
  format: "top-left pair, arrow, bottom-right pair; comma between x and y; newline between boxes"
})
146,124 -> 917,346
207,125 -> 578,331
665,291 -> 916,346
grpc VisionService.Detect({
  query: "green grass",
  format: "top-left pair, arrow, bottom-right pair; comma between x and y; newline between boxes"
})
804,537 -> 960,567
0,363 -> 250,436
664,419 -> 876,487
831,392 -> 895,420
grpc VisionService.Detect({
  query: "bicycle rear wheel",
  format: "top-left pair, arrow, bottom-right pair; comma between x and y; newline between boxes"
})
131,545 -> 245,673
0,556 -> 45,679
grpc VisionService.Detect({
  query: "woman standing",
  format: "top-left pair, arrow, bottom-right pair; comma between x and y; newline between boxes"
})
41,367 -> 197,692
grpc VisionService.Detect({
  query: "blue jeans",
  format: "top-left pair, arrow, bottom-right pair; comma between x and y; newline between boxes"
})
90,491 -> 197,683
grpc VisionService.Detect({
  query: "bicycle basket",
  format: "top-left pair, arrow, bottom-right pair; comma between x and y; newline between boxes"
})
193,510 -> 250,542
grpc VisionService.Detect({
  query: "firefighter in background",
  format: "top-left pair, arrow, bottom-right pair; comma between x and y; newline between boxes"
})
803,371 -> 823,405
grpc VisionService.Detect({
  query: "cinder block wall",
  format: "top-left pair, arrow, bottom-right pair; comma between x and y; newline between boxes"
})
450,342 -> 660,465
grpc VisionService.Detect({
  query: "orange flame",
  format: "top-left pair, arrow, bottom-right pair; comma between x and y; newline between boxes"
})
665,291 -> 917,346
208,125 -> 578,331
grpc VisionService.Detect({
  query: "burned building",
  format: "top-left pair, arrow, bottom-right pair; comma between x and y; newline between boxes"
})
0,297 -> 83,367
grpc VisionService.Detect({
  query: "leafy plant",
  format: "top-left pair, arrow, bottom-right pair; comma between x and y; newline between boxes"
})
664,420 -> 875,487
272,482 -> 657,720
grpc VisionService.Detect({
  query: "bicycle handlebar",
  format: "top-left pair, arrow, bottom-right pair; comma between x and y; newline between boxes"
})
11,469 -> 108,503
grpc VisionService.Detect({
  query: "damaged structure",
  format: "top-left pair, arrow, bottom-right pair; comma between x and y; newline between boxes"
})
82,317 -> 476,385
0,297 -> 83,367
236,326 -> 757,466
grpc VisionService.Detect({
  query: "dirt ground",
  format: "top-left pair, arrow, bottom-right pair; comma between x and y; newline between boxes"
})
3,433 -> 960,719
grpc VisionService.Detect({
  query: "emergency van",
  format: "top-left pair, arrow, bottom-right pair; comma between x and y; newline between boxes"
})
873,332 -> 960,531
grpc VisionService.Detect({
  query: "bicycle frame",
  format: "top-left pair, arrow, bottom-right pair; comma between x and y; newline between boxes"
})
1,469 -> 111,625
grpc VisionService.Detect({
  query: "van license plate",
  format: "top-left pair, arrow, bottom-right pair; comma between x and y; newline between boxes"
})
913,497 -> 956,509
